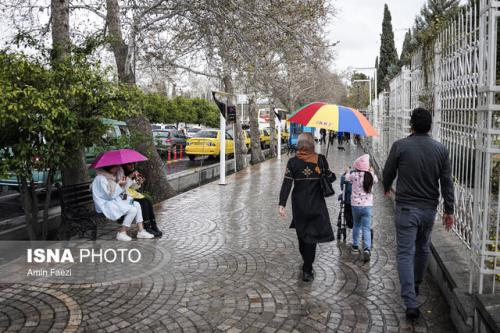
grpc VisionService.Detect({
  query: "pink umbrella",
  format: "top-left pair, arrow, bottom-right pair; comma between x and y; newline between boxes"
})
90,149 -> 148,169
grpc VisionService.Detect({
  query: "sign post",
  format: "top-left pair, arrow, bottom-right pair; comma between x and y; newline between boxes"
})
212,91 -> 236,185
220,103 -> 226,185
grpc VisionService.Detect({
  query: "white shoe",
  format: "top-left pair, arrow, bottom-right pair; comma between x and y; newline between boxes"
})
137,229 -> 154,239
116,232 -> 132,241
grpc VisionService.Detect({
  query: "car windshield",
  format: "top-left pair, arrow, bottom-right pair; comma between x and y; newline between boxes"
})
195,130 -> 218,138
188,128 -> 201,133
153,131 -> 170,138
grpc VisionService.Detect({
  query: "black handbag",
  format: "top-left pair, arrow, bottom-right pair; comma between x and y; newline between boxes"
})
318,155 -> 336,197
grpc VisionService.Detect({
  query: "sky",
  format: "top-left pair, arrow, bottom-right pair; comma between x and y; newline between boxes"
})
328,0 -> 428,73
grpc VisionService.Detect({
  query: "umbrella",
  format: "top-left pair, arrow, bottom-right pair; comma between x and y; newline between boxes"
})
288,102 -> 378,157
90,149 -> 148,169
288,102 -> 378,136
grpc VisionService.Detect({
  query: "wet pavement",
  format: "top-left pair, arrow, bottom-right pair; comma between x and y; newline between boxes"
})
0,145 -> 454,332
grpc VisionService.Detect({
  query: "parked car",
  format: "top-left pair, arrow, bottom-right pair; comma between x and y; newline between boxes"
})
151,123 -> 177,131
260,129 -> 271,149
185,129 -> 234,160
0,118 -> 128,191
264,127 -> 289,144
186,127 -> 202,138
227,129 -> 251,153
153,129 -> 187,154
85,118 -> 130,164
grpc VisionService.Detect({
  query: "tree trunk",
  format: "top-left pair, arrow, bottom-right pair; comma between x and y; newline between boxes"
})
223,74 -> 247,171
52,0 -> 90,186
41,169 -> 54,240
51,0 -> 70,63
106,0 -> 135,84
20,178 -> 37,240
61,149 -> 90,185
248,95 -> 265,164
127,116 -> 176,202
106,0 -> 175,202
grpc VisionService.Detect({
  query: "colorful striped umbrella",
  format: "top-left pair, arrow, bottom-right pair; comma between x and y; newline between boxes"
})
288,102 -> 378,137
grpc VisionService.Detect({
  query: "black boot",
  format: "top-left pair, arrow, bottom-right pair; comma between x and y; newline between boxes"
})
143,221 -> 156,235
150,219 -> 163,238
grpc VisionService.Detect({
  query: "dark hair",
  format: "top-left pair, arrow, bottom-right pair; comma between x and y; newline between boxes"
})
123,163 -> 134,176
363,171 -> 374,193
102,165 -> 115,172
410,107 -> 432,134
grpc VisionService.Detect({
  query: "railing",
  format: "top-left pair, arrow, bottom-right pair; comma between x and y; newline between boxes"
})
367,0 -> 499,294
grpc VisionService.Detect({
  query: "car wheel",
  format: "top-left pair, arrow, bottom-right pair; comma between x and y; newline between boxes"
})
188,155 -> 195,161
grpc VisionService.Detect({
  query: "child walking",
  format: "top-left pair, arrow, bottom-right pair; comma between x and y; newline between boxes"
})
345,154 -> 378,262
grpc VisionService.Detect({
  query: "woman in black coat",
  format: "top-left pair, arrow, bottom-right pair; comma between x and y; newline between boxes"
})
279,133 -> 336,282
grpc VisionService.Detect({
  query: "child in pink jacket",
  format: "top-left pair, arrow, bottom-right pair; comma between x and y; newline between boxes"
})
345,154 -> 378,262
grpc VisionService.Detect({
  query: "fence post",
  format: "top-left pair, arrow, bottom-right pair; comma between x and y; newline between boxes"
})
433,42 -> 441,141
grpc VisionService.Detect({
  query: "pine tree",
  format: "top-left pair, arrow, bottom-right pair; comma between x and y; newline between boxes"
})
377,4 -> 399,93
420,0 -> 460,27
399,30 -> 413,68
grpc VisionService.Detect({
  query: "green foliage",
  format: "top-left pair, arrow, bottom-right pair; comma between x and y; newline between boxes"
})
0,50 -> 131,181
420,0 -> 460,28
141,94 -> 220,128
377,4 -> 399,93
399,30 -> 413,68
341,72 -> 371,109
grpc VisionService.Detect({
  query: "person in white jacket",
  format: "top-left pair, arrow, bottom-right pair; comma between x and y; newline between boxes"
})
91,165 -> 154,241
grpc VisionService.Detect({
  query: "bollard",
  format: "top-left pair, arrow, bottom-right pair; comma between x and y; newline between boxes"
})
167,148 -> 171,163
173,145 -> 177,161
180,145 -> 183,159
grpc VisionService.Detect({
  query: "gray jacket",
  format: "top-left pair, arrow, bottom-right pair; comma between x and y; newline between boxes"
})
382,133 -> 454,214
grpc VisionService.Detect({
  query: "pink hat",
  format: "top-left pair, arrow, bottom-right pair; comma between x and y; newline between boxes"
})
352,154 -> 370,172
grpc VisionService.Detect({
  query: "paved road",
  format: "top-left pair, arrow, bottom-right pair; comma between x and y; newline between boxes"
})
0,145 -> 453,332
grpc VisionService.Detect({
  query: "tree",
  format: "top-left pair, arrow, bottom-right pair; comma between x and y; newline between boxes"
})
377,4 -> 399,93
105,0 -> 175,202
0,51 -> 130,240
50,0 -> 92,186
341,72 -> 370,110
399,30 -> 413,68
420,0 -> 460,27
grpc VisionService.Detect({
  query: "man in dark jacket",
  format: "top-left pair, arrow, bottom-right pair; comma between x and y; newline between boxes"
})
383,108 -> 455,320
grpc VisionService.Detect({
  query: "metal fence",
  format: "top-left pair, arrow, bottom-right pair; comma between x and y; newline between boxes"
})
367,0 -> 500,294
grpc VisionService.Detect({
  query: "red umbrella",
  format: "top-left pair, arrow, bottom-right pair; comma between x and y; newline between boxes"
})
90,149 -> 148,169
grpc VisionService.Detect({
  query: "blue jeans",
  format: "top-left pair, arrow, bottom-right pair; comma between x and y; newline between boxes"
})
395,205 -> 436,309
352,206 -> 372,250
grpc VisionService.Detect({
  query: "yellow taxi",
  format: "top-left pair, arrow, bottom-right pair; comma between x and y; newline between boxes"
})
260,129 -> 271,148
243,130 -> 251,150
281,129 -> 290,143
186,129 -> 234,160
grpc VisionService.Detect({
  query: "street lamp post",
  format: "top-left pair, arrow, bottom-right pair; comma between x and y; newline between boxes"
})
353,79 -> 372,116
354,67 -> 377,108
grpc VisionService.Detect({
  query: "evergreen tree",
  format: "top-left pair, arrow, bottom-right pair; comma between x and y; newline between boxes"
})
399,29 -> 413,68
377,4 -> 399,93
420,0 -> 460,27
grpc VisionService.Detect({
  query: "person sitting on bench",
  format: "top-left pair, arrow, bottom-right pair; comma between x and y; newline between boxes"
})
91,165 -> 155,241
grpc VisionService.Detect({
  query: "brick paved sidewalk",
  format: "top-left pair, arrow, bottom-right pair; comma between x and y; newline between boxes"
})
0,145 -> 453,332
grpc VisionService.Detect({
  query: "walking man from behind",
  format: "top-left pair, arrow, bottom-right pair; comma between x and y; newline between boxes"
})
383,108 -> 455,320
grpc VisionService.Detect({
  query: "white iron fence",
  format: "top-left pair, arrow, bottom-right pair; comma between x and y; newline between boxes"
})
367,0 -> 500,294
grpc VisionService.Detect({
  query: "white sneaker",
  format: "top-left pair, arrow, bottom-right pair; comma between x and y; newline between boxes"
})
137,229 -> 154,239
116,232 -> 132,241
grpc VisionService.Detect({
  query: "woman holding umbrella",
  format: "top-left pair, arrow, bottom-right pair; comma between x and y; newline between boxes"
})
90,149 -> 155,241
278,133 -> 336,282
120,163 -> 163,237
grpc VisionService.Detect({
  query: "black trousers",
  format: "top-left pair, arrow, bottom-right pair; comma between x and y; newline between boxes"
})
135,198 -> 156,223
298,237 -> 317,273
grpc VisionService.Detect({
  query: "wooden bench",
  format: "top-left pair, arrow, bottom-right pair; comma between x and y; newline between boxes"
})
57,182 -> 100,240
